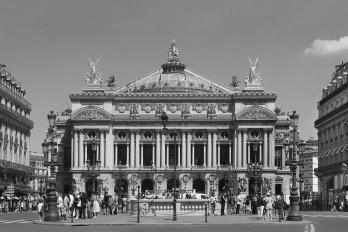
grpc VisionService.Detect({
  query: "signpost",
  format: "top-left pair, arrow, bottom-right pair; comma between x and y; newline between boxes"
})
4,184 -> 15,198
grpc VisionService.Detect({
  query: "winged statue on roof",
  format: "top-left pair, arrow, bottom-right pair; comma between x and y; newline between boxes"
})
85,57 -> 103,86
245,57 -> 262,86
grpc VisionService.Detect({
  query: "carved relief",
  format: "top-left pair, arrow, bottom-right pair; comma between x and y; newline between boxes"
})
238,107 -> 275,120
181,103 -> 191,119
207,104 -> 217,119
75,110 -> 108,120
192,103 -> 206,113
114,104 -> 129,113
238,177 -> 248,193
141,103 -> 155,113
263,177 -> 273,193
218,103 -> 229,113
130,104 -> 140,119
167,103 -> 178,113
182,174 -> 191,183
155,103 -> 165,116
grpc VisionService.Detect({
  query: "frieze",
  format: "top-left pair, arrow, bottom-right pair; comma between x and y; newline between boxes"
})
238,107 -> 275,120
218,103 -> 230,113
114,104 -> 130,113
130,104 -> 140,119
192,103 -> 206,113
141,103 -> 155,113
181,103 -> 191,119
238,177 -> 248,192
155,103 -> 165,117
74,109 -> 108,120
167,103 -> 179,113
263,177 -> 272,193
207,104 -> 217,119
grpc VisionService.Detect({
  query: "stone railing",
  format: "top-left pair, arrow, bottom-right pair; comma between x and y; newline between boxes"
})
128,198 -> 209,216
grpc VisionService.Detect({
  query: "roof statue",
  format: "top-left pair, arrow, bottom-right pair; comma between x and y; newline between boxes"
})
244,57 -> 264,91
85,57 -> 103,86
107,75 -> 116,88
168,39 -> 180,63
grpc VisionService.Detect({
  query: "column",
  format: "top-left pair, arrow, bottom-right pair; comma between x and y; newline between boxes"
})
71,132 -> 74,169
207,131 -> 212,168
140,144 -> 144,167
242,130 -> 247,167
263,130 -> 268,167
187,132 -> 192,168
212,131 -> 217,167
84,143 -> 87,166
259,143 -> 262,164
74,131 -> 78,168
100,131 -> 105,167
126,144 -> 130,167
156,131 -> 161,168
269,129 -> 274,168
192,144 -> 195,166
281,146 -> 286,168
233,131 -> 237,169
178,145 -> 181,167
166,144 -> 169,167
130,131 -> 135,168
135,131 -> 140,168
79,131 -> 84,167
229,143 -> 232,165
247,143 -> 250,164
115,144 -> 118,166
182,131 -> 186,168
217,143 -> 220,167
161,133 -> 165,168
203,143 -> 206,167
152,143 -> 155,166
237,130 -> 242,168
106,127 -> 114,168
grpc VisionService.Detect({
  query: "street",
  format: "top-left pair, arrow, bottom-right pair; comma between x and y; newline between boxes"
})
0,211 -> 348,232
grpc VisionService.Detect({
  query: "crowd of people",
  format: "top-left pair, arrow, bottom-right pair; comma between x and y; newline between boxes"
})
208,192 -> 288,221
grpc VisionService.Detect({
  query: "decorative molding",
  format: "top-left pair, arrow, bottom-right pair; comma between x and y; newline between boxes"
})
207,104 -> 217,119
72,105 -> 110,120
237,106 -> 276,121
218,103 -> 230,113
192,103 -> 206,113
167,103 -> 179,113
141,103 -> 155,113
181,103 -> 191,119
114,103 -> 129,113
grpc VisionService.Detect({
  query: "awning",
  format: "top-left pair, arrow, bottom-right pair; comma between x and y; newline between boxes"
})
14,185 -> 34,194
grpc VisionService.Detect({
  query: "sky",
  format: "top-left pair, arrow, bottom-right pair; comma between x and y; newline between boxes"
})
1,0 -> 348,153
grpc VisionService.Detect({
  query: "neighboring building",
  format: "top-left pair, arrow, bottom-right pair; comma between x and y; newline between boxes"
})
315,61 -> 348,207
0,64 -> 34,196
299,138 -> 318,199
29,151 -> 47,194
53,41 -> 294,197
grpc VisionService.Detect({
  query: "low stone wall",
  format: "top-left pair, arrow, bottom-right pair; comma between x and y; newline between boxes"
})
128,198 -> 209,216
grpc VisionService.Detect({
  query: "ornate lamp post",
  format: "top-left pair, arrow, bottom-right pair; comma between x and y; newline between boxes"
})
246,162 -> 263,195
86,140 -> 101,196
160,111 -> 177,221
285,110 -> 303,221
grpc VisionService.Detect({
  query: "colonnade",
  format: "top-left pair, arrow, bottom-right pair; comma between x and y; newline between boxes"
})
71,128 -> 276,170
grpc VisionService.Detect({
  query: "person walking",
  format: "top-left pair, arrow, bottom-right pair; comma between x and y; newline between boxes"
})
236,193 -> 242,214
210,194 -> 217,216
264,192 -> 274,220
256,194 -> 265,220
276,194 -> 285,221
37,200 -> 44,222
220,194 -> 226,216
92,196 -> 100,218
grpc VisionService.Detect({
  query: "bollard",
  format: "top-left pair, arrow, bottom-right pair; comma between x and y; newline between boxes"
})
137,186 -> 140,223
205,202 -> 208,223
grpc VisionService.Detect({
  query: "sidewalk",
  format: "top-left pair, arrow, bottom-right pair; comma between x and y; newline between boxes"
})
33,214 -> 311,226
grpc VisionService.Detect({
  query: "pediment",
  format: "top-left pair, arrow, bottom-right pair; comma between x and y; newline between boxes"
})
71,105 -> 110,121
236,106 -> 277,121
114,69 -> 232,95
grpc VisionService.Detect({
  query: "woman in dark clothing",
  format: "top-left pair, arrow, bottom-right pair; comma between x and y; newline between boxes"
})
220,194 -> 226,216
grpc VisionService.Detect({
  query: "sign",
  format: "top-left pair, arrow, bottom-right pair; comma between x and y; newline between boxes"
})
3,185 -> 15,197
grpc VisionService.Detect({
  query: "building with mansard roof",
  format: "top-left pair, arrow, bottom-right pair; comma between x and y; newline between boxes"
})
315,61 -> 348,208
0,64 -> 33,196
53,41 -> 293,198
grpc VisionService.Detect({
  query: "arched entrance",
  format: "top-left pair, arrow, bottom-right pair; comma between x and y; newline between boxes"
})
193,178 -> 206,193
115,179 -> 128,197
167,178 -> 180,192
248,178 -> 262,195
86,178 -> 102,197
218,178 -> 228,194
141,178 -> 154,193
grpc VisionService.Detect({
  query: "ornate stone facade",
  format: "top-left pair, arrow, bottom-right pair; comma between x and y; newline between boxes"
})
54,42 -> 292,199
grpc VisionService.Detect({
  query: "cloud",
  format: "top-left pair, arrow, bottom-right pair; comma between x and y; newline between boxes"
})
304,36 -> 348,56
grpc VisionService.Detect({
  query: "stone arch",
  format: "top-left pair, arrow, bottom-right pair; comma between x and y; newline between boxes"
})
167,178 -> 180,191
236,105 -> 277,121
141,178 -> 154,193
71,105 -> 111,120
193,178 -> 206,194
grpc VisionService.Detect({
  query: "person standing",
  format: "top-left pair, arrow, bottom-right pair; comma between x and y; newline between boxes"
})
264,192 -> 274,220
210,194 -> 217,216
92,196 -> 100,218
37,200 -> 44,222
236,193 -> 242,214
256,194 -> 265,220
220,194 -> 226,216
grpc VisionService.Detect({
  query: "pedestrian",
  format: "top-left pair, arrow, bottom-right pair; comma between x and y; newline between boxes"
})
37,200 -> 44,222
92,196 -> 100,218
256,194 -> 264,220
276,194 -> 285,222
20,200 -> 24,213
210,194 -> 217,216
264,192 -> 273,220
245,196 -> 252,214
236,193 -> 242,214
220,194 -> 226,216
80,193 -> 87,219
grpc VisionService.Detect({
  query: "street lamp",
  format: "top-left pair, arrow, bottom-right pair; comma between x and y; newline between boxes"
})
86,150 -> 101,196
285,110 -> 303,221
160,111 -> 177,221
246,162 -> 263,196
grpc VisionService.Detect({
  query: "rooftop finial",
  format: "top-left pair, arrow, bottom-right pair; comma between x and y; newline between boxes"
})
168,39 -> 180,63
